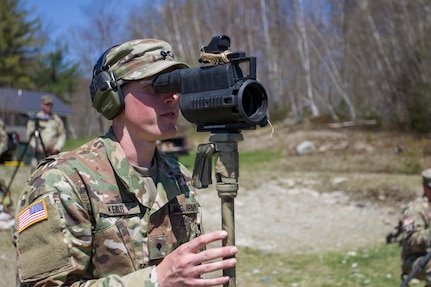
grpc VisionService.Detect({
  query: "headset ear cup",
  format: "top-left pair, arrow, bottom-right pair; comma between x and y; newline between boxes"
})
91,71 -> 124,120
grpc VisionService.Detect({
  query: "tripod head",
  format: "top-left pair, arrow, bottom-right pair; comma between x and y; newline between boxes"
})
192,132 -> 243,189
25,113 -> 50,130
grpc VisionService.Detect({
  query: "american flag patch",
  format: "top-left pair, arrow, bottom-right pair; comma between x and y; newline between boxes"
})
18,199 -> 48,233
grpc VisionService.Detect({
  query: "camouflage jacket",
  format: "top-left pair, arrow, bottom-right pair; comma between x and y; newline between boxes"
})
401,196 -> 431,260
14,128 -> 202,286
26,112 -> 66,153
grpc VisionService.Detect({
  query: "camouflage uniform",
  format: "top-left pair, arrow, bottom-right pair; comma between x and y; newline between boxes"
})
400,196 -> 431,285
0,118 -> 7,155
26,110 -> 66,157
14,128 -> 202,286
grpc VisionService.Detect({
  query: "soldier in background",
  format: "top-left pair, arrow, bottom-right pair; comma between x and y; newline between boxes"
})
25,95 -> 66,168
0,178 -> 14,230
14,39 -> 237,286
0,118 -> 7,155
0,118 -> 14,230
399,168 -> 431,286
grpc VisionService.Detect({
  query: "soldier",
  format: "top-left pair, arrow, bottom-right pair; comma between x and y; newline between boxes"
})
399,168 -> 431,286
25,95 -> 66,167
14,39 -> 237,287
0,118 -> 14,230
0,118 -> 7,155
0,178 -> 14,230
0,118 -> 19,210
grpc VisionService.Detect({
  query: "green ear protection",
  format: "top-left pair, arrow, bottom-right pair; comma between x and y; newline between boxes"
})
89,46 -> 124,120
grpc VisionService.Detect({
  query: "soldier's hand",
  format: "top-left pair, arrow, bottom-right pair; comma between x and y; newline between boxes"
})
155,230 -> 237,287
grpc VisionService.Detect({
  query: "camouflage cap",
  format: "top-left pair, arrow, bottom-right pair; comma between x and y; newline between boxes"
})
41,95 -> 53,104
103,39 -> 190,85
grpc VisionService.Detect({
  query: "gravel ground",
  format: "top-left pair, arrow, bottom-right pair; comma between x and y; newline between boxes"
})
199,177 -> 399,255
194,124 -> 419,255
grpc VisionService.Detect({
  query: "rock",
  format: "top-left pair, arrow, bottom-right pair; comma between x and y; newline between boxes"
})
296,140 -> 316,155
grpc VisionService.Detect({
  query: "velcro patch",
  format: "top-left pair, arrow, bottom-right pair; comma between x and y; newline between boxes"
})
18,199 -> 48,233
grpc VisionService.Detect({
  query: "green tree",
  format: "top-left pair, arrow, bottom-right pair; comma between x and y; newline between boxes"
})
0,0 -> 43,88
31,45 -> 82,102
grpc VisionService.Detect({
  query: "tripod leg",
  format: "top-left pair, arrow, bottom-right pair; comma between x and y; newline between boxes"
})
218,185 -> 237,287
33,129 -> 48,164
3,132 -> 38,209
214,141 -> 240,287
195,132 -> 243,287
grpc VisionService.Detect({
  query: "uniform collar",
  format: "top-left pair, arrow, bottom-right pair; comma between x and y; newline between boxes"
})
102,127 -> 181,211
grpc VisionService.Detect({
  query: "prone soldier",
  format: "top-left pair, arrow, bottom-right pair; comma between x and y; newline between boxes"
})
0,118 -> 7,155
398,169 -> 431,286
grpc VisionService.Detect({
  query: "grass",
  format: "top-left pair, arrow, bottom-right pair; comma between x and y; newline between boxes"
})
0,226 -> 407,287
0,240 -> 408,287
0,229 -> 15,287
62,136 -> 94,151
235,243 -> 403,287
178,148 -> 282,173
0,165 -> 29,287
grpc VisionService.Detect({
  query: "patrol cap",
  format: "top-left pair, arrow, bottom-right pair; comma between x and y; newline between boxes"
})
41,95 -> 53,104
422,168 -> 431,189
103,39 -> 190,85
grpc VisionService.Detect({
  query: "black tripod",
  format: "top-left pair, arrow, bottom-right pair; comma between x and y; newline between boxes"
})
1,118 -> 47,211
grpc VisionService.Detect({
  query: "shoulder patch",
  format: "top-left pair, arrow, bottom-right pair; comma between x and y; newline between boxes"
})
18,199 -> 48,233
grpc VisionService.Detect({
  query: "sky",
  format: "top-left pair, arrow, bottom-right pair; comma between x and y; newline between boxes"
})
23,0 -> 147,65
24,0 -> 90,39
23,0 -> 146,39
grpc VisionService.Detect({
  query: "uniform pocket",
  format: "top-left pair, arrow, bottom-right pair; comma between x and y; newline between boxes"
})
146,195 -> 202,263
169,201 -> 201,245
92,203 -> 143,276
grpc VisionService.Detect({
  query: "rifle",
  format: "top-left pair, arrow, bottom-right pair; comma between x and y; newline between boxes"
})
387,221 -> 404,244
400,249 -> 431,287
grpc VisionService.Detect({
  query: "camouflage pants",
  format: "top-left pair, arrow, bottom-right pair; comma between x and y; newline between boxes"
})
403,254 -> 431,285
